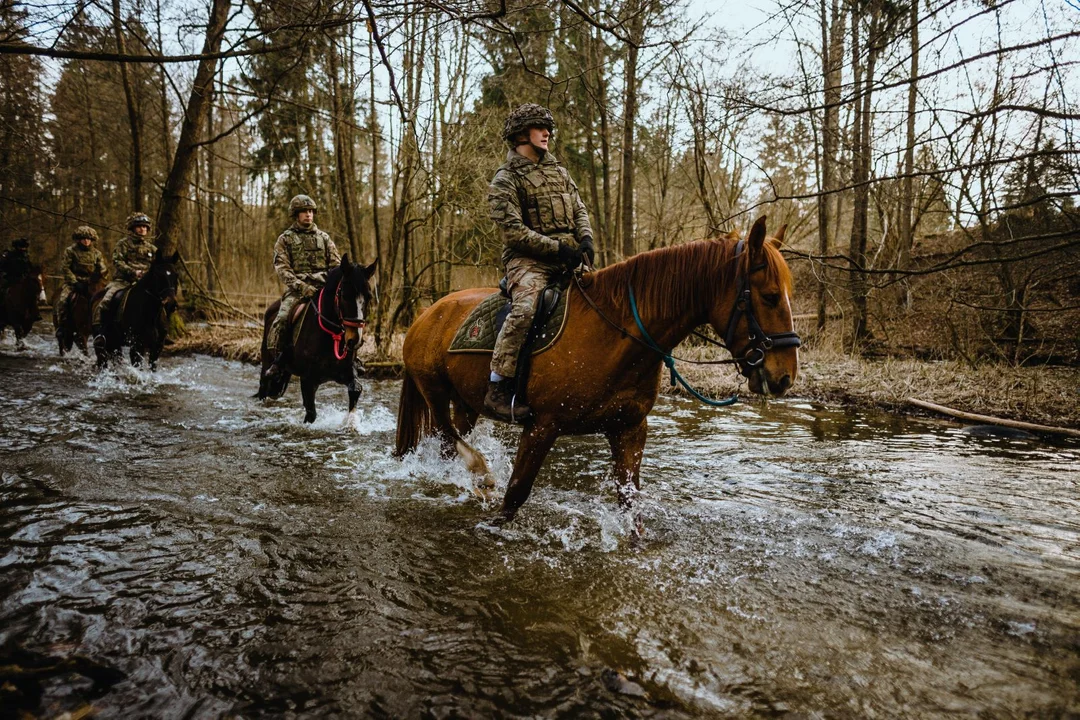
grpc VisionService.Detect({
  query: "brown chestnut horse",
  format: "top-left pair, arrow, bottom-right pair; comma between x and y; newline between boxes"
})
0,266 -> 47,350
394,216 -> 800,521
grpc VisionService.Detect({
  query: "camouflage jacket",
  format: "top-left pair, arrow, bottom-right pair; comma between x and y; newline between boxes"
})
487,150 -> 593,266
273,222 -> 341,296
113,234 -> 157,283
62,243 -> 108,286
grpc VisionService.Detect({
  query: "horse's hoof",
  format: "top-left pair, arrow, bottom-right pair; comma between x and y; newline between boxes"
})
304,414 -> 316,424
471,476 -> 497,502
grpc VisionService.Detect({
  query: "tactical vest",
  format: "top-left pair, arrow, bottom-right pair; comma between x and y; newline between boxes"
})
117,236 -> 156,280
282,227 -> 332,275
66,245 -> 104,281
511,161 -> 577,236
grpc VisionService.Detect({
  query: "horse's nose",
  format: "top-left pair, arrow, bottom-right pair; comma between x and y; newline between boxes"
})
772,373 -> 792,395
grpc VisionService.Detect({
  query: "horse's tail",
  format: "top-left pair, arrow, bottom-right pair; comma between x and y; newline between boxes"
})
394,371 -> 433,458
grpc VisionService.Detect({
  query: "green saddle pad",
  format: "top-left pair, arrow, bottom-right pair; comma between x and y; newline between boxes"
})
448,290 -> 569,354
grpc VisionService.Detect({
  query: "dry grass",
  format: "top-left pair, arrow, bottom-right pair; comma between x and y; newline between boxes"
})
167,322 -> 1080,429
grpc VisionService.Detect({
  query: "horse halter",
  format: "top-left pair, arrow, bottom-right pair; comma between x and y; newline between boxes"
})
316,275 -> 367,361
724,240 -> 802,370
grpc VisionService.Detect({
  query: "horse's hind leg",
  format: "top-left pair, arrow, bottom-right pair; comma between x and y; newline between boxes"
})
450,399 -> 478,437
426,388 -> 494,497
500,424 -> 558,522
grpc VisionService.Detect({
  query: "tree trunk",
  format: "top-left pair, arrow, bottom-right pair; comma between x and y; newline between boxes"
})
619,4 -> 642,259
155,0 -> 231,255
206,73 -> 216,294
817,0 -> 844,330
113,0 -> 143,211
328,39 -> 360,264
898,0 -> 919,307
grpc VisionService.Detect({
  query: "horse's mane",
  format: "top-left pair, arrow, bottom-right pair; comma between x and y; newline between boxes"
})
589,233 -> 793,321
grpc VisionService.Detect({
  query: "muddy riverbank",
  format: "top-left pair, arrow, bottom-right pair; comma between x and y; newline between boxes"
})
168,324 -> 1080,430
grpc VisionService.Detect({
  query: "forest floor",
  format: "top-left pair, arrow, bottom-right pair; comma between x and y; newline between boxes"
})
168,323 -> 1080,432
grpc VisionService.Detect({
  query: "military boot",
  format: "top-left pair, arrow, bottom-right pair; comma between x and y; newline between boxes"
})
484,378 -> 532,423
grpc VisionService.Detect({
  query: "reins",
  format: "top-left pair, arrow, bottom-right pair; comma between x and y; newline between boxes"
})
315,275 -> 366,361
572,238 -> 801,407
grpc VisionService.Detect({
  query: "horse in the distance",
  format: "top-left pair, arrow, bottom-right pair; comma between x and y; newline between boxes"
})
0,266 -> 47,350
55,272 -> 108,356
395,216 -> 801,522
255,255 -> 377,425
94,250 -> 180,370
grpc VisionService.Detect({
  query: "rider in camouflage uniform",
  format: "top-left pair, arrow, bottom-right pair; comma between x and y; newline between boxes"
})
0,237 -> 33,290
57,226 -> 108,328
264,194 -> 341,377
485,103 -> 595,423
93,212 -> 157,348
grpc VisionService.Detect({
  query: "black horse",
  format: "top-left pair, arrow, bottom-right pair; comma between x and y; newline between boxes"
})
55,272 -> 107,356
0,265 -> 46,350
256,255 -> 377,424
94,250 -> 180,370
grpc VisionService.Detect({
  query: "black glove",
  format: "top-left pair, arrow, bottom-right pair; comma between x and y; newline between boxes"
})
557,241 -> 583,269
578,237 -> 595,267
74,280 -> 87,294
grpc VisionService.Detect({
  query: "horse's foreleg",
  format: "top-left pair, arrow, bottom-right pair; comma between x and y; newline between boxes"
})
342,381 -> 361,430
501,424 -> 558,522
300,376 -> 318,423
606,420 -> 647,510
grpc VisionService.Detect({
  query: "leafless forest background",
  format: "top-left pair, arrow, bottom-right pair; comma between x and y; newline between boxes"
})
1,0 -> 1077,364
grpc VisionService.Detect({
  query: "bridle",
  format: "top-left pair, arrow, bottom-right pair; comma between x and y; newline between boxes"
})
723,239 -> 802,372
316,273 -> 367,361
573,237 -> 801,405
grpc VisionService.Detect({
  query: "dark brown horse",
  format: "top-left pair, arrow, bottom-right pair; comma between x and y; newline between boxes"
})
55,273 -> 107,356
0,266 -> 47,350
93,250 -> 180,370
255,255 -> 377,425
394,216 -> 800,521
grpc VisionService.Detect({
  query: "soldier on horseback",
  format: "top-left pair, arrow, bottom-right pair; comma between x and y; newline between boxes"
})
0,237 -> 34,291
93,212 -> 156,350
264,194 -> 341,379
485,103 -> 595,423
56,226 -> 108,331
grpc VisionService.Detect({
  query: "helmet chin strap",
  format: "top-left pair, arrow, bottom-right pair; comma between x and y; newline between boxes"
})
530,142 -> 547,160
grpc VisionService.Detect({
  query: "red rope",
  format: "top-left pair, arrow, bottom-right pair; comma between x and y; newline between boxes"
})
316,286 -> 349,361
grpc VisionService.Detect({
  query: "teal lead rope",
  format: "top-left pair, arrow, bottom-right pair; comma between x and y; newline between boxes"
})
628,283 -> 739,407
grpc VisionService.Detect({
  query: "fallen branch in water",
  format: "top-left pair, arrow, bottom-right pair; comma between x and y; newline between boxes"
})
906,397 -> 1080,438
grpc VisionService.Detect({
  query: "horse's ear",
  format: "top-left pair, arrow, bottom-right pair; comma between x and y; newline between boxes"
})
170,251 -> 180,264
748,215 -> 768,253
340,253 -> 351,269
773,223 -> 787,245
365,257 -> 378,278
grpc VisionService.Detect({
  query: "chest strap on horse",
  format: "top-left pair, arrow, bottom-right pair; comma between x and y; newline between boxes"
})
627,283 -> 739,408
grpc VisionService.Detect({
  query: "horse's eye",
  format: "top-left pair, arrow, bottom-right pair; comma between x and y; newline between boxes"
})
762,293 -> 781,308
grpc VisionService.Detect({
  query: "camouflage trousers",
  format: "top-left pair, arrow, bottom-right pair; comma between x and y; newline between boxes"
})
267,289 -> 305,356
92,280 -> 130,327
55,284 -> 78,326
491,256 -> 563,378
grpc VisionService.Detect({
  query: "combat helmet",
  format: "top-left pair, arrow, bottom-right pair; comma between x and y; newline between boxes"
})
289,194 -> 317,217
503,103 -> 555,144
73,225 -> 99,242
126,212 -> 152,231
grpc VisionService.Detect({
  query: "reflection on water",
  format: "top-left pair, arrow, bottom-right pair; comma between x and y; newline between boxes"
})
1,333 -> 1078,717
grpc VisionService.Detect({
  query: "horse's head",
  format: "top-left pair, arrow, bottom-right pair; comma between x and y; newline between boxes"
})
708,216 -> 800,396
146,249 -> 180,314
336,254 -> 378,349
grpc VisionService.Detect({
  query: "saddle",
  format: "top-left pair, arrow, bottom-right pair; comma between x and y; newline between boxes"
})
448,278 -> 569,356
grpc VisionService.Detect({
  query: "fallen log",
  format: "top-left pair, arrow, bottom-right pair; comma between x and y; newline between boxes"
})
906,397 -> 1080,439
